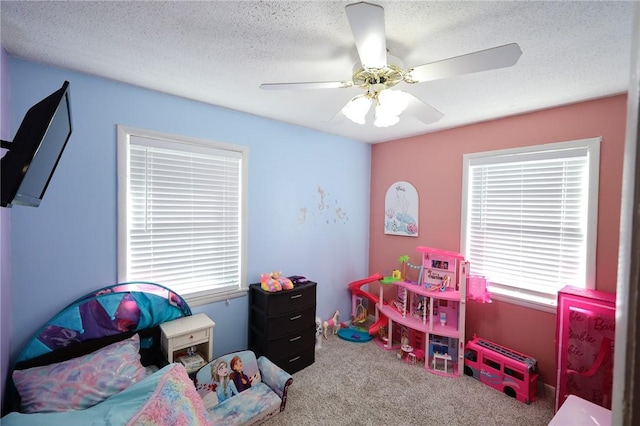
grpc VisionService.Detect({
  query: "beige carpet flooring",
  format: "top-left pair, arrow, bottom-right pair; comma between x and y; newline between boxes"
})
263,335 -> 555,426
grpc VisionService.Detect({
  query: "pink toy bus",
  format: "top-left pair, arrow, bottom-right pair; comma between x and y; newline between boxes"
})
463,335 -> 538,404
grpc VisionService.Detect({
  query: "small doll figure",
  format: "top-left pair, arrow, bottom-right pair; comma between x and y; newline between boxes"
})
229,355 -> 258,392
211,359 -> 238,403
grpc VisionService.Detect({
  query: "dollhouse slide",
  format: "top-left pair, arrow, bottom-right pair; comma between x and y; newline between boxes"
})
368,313 -> 388,336
347,273 -> 389,335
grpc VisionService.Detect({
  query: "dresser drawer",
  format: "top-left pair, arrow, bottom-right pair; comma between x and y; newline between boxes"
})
250,281 -> 316,316
251,305 -> 315,339
251,325 -> 315,360
273,347 -> 315,375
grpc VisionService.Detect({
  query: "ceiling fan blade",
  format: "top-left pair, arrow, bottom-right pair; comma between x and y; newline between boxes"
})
406,43 -> 522,83
345,2 -> 387,69
405,92 -> 444,125
260,81 -> 353,90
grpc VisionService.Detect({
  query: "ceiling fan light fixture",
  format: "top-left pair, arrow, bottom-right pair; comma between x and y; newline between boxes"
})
374,107 -> 400,127
372,89 -> 410,127
260,2 -> 522,132
342,94 -> 372,124
377,89 -> 410,116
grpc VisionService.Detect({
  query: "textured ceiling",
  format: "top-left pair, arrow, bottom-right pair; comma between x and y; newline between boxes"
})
0,1 -> 635,143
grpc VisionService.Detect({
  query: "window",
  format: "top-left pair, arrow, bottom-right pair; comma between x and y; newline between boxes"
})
483,356 -> 501,371
461,137 -> 600,312
504,366 -> 524,381
117,126 -> 248,306
465,348 -> 477,363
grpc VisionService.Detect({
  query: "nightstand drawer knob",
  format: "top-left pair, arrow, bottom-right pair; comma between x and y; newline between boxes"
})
290,315 -> 302,321
289,356 -> 301,363
290,294 -> 302,299
172,328 -> 209,348
289,335 -> 301,342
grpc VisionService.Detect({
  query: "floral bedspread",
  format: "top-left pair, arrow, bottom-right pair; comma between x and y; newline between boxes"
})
128,364 -> 211,425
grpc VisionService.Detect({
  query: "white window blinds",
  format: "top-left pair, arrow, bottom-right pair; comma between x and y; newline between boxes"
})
118,127 -> 248,305
461,138 -> 600,310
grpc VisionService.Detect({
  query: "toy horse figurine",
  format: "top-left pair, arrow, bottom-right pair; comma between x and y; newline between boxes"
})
322,310 -> 340,339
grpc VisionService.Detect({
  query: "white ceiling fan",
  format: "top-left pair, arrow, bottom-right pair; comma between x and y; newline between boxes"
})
260,1 -> 522,128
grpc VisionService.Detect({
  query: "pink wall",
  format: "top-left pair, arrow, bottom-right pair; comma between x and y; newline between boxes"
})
370,95 -> 627,385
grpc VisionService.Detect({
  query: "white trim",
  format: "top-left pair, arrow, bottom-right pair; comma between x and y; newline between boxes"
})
463,137 -> 599,163
116,125 -> 248,304
461,137 -> 600,311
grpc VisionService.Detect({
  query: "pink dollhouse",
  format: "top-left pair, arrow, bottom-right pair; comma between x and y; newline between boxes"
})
374,246 -> 470,377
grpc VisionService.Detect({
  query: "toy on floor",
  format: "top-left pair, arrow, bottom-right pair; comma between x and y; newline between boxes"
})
352,298 -> 368,324
413,349 -> 425,363
315,316 -> 323,350
463,335 -> 538,404
337,327 -> 373,343
322,310 -> 340,339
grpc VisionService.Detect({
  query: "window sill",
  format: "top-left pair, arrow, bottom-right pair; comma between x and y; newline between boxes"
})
183,288 -> 248,307
488,291 -> 558,314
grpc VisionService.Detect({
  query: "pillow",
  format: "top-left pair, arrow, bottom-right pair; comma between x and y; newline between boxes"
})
13,334 -> 147,413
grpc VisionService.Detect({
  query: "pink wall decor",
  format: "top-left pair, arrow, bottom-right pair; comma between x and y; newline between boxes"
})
384,181 -> 418,237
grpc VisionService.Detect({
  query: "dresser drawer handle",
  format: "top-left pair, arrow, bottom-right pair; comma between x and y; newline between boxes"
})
290,294 -> 302,299
290,315 -> 302,321
289,356 -> 301,363
289,336 -> 301,342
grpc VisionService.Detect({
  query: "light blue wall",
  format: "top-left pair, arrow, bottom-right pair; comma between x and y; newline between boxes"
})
1,46 -> 12,413
6,57 -> 371,364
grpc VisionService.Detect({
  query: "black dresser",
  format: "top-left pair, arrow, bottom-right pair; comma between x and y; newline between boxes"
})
248,280 -> 317,374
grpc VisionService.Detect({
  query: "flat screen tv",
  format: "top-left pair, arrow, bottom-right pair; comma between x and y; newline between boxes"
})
1,81 -> 72,208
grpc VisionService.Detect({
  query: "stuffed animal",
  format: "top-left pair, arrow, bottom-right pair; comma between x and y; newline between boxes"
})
260,272 -> 294,292
315,316 -> 323,350
271,271 -> 294,290
260,273 -> 282,292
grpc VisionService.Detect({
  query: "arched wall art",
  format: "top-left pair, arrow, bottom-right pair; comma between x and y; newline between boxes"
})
384,181 -> 419,237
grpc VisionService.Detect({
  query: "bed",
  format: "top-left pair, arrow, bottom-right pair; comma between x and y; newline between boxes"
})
1,282 -> 212,425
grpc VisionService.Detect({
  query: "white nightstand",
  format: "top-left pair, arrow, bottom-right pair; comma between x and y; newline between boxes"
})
160,313 -> 215,363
